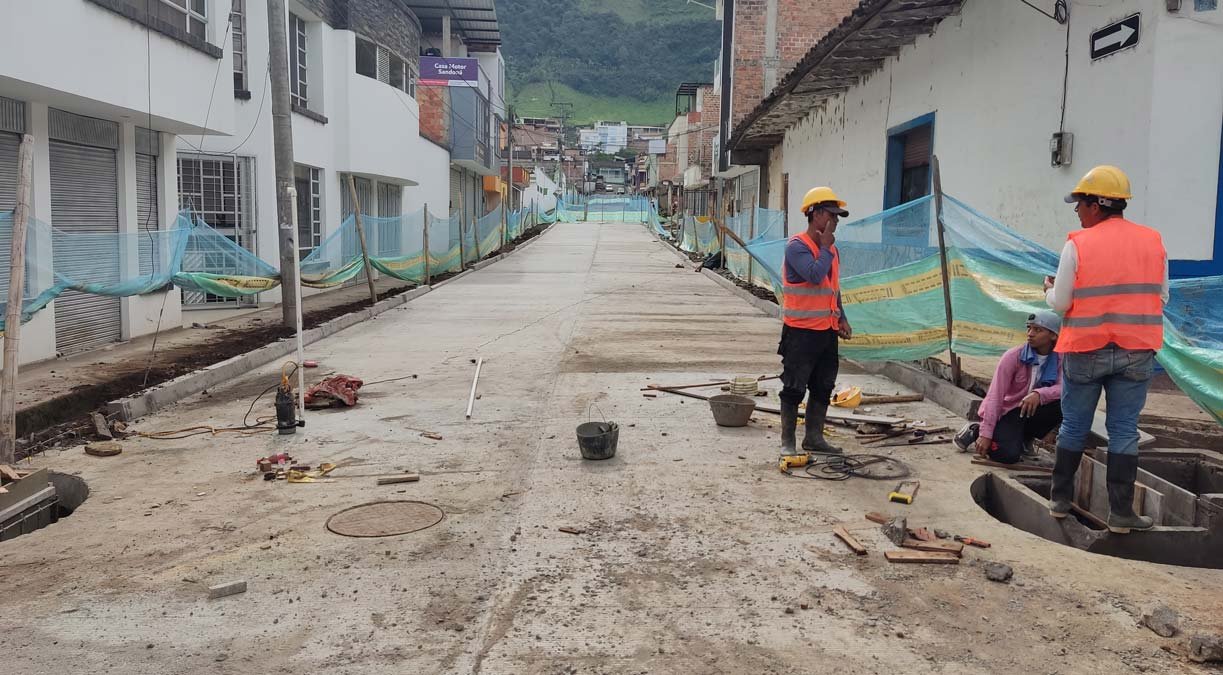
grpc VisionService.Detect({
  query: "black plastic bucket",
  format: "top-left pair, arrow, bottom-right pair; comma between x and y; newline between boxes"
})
576,421 -> 619,460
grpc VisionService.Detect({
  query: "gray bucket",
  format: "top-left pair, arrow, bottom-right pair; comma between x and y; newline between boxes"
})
709,394 -> 756,427
576,421 -> 619,460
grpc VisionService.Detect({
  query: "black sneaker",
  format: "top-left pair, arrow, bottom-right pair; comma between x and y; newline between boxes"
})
954,422 -> 979,453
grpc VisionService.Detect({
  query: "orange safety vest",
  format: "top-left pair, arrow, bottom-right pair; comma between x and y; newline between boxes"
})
1057,218 -> 1165,354
782,232 -> 841,331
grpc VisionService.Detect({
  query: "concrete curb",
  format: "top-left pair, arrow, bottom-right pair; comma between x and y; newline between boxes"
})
105,224 -> 558,423
699,268 -> 781,319
856,360 -> 983,421
105,285 -> 431,422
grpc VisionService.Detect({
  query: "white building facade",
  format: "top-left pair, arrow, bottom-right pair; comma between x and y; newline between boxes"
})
0,0 -> 506,367
729,0 -> 1223,278
0,0 -> 235,362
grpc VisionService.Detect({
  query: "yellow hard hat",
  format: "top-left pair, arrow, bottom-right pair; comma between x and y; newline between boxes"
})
801,187 -> 849,217
1064,165 -> 1132,204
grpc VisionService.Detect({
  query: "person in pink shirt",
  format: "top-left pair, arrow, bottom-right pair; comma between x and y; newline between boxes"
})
954,311 -> 1063,463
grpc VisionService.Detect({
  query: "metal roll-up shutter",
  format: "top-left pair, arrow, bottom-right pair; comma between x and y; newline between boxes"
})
0,133 -> 20,303
0,132 -> 17,211
49,110 -> 121,355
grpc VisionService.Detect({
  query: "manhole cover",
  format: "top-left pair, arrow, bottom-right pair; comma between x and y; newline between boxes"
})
325,500 -> 445,538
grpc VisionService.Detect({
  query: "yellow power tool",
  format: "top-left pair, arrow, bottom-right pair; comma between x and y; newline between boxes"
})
778,453 -> 812,473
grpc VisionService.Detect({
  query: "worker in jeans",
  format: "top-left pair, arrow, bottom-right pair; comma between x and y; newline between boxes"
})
954,311 -> 1062,463
778,187 -> 852,455
1045,165 -> 1168,534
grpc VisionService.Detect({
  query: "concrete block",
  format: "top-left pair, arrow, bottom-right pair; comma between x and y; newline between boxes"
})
208,580 -> 247,599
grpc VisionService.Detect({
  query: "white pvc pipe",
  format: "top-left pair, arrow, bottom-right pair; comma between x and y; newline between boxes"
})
466,357 -> 483,420
287,186 -> 307,420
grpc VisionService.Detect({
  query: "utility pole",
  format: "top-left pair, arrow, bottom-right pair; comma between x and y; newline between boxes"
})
0,134 -> 33,465
268,0 -> 300,328
506,106 -> 514,214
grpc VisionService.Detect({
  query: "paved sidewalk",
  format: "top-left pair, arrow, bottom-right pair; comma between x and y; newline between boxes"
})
2,221 -> 1218,674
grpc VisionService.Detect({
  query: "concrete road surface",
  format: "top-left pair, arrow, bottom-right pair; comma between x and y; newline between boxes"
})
2,221 -> 1219,674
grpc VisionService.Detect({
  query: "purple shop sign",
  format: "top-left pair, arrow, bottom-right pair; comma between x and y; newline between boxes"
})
420,57 -> 479,87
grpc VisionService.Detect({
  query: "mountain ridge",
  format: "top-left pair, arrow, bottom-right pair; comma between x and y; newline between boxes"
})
498,0 -> 721,125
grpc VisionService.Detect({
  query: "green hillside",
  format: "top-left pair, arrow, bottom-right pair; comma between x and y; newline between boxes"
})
510,82 -> 675,126
499,0 -> 720,125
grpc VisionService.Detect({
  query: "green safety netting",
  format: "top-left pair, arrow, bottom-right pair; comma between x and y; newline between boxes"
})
677,215 -> 721,256
723,207 -> 786,287
742,195 -> 1223,424
559,196 -> 651,223
0,204 -> 549,329
0,211 -> 190,332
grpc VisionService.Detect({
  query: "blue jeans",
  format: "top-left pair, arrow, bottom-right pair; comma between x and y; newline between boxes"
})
1058,346 -> 1155,456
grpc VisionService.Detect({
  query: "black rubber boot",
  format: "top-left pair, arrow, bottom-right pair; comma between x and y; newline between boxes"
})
1049,447 -> 1082,519
1107,454 -> 1154,534
780,400 -> 799,455
802,403 -> 843,454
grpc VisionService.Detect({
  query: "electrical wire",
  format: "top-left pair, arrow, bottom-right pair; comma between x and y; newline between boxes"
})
782,453 -> 911,481
137,362 -> 299,439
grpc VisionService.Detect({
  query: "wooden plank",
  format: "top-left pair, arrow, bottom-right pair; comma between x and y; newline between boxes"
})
375,474 -> 420,486
864,511 -> 892,525
1074,456 -> 1094,506
885,550 -> 960,564
0,464 -> 21,481
652,387 -> 907,426
1071,503 -> 1109,529
971,458 -> 1052,473
859,394 -> 925,405
901,538 -> 964,556
833,526 -> 868,555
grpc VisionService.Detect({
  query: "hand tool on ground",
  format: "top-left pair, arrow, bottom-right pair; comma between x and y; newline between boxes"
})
888,480 -> 920,504
953,535 -> 991,548
778,453 -> 812,472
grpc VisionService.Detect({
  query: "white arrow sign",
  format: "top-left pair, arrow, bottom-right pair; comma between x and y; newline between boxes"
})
1094,23 -> 1136,52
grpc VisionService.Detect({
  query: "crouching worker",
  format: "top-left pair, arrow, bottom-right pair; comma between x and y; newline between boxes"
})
954,311 -> 1062,463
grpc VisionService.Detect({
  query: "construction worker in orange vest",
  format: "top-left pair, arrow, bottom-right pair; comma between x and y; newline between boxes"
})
1045,165 -> 1169,533
778,187 -> 853,455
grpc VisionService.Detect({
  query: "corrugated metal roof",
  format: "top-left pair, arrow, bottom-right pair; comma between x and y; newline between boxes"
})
397,0 -> 500,45
729,0 -> 963,152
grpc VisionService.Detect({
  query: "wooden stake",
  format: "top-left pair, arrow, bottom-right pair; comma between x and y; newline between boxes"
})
422,203 -> 431,285
346,175 -> 378,307
0,134 -> 33,465
747,195 -> 757,286
931,155 -> 961,386
465,357 -> 483,420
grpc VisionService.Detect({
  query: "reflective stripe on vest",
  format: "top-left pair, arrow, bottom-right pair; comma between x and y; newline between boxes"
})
1057,218 -> 1165,353
782,232 -> 840,331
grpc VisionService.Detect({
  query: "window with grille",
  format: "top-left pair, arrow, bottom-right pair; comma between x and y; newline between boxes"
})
294,164 -> 321,258
231,0 -> 247,92
177,153 -> 256,305
290,13 -> 308,108
158,0 -> 207,39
